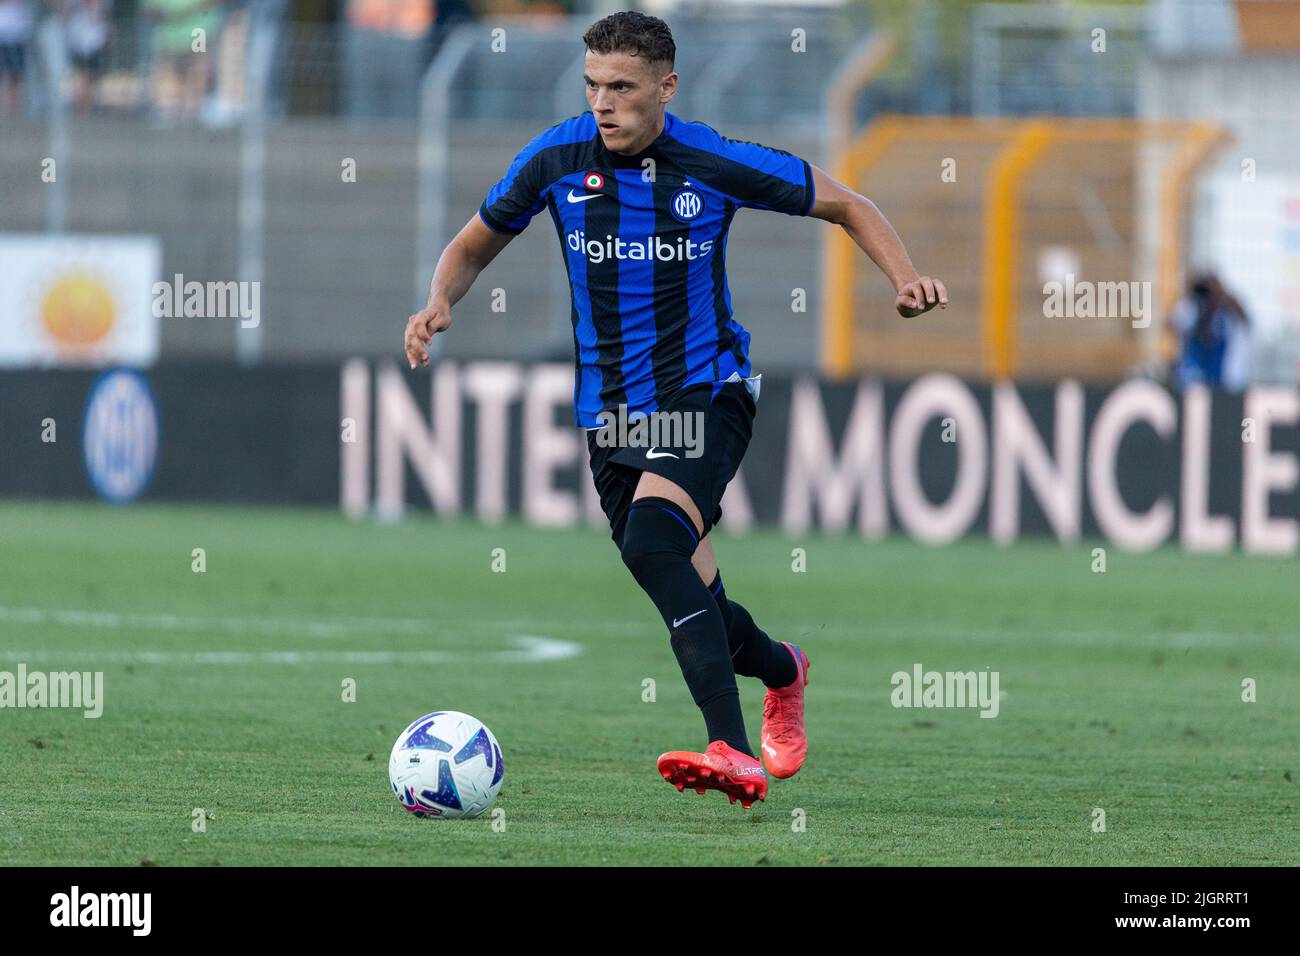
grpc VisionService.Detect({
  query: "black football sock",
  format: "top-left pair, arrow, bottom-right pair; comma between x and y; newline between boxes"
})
621,500 -> 751,756
709,572 -> 798,689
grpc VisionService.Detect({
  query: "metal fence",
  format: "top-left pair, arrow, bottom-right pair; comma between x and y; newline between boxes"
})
971,3 -> 1148,118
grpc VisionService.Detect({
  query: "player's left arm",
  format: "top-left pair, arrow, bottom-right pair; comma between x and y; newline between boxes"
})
807,165 -> 947,318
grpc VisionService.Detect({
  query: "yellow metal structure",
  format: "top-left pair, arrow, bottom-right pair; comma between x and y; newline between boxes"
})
822,116 -> 1231,381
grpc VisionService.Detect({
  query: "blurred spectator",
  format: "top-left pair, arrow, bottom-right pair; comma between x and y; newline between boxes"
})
204,0 -> 247,126
144,0 -> 222,122
344,0 -> 432,120
1172,272 -> 1252,392
198,0 -> 287,126
0,0 -> 34,115
61,0 -> 111,114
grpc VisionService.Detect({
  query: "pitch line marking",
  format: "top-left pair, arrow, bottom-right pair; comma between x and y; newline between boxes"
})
4,636 -> 581,666
0,604 -> 594,641
0,605 -> 582,663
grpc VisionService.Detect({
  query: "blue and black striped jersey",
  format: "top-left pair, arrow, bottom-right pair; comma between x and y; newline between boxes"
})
479,111 -> 815,427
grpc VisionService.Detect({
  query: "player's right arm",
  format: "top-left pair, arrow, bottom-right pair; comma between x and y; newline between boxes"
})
404,216 -> 514,370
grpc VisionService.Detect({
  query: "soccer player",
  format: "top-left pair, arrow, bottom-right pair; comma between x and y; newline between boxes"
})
403,11 -> 947,809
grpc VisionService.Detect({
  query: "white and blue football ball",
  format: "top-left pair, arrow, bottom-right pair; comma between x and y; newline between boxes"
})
389,711 -> 504,819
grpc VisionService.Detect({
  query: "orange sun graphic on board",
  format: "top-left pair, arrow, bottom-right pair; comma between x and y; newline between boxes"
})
40,273 -> 116,349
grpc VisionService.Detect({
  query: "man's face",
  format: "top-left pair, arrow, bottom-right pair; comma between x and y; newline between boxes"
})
584,50 -> 676,155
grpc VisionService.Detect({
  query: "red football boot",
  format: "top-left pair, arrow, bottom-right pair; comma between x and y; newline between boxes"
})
760,642 -> 810,778
657,741 -> 768,809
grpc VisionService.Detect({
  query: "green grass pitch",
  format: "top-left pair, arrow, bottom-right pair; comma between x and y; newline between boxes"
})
0,500 -> 1295,866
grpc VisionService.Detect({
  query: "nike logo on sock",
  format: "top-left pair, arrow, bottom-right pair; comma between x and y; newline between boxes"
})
672,608 -> 708,628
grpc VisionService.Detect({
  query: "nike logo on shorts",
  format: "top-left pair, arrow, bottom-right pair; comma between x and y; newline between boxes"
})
646,447 -> 678,459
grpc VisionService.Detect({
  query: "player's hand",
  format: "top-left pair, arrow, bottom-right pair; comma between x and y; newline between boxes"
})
404,300 -> 452,369
895,276 -> 948,318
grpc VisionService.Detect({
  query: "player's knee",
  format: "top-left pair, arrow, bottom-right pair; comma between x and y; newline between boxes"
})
618,530 -> 652,579
619,498 -> 699,580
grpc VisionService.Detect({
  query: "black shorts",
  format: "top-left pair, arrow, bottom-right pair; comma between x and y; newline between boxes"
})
586,377 -> 759,547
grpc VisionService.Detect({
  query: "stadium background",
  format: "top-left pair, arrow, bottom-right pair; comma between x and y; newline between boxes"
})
0,0 -> 1297,867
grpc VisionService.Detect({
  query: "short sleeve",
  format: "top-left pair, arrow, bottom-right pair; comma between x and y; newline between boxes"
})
479,141 -> 548,235
709,135 -> 815,217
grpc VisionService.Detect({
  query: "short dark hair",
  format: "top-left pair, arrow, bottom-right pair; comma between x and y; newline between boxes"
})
583,11 -> 675,71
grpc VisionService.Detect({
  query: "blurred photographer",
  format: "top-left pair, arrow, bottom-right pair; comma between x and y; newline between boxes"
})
1171,271 -> 1252,392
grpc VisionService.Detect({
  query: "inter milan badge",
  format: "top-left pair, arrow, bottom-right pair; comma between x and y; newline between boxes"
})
584,172 -> 605,190
671,187 -> 703,223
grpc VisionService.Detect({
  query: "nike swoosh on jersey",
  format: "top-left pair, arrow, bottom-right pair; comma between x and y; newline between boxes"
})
646,447 -> 679,459
566,190 -> 603,203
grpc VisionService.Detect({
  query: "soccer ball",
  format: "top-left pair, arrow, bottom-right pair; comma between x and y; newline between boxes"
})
389,711 -> 505,819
